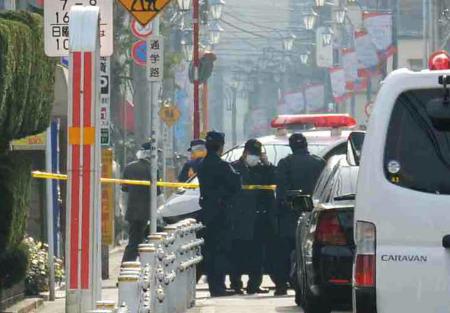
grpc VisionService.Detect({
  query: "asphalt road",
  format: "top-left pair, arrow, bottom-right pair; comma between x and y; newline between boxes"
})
189,276 -> 349,313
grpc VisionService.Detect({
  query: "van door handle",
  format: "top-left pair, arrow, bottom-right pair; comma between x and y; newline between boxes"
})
442,235 -> 450,248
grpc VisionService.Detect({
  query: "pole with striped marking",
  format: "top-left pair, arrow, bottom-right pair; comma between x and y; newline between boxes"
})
67,6 -> 102,313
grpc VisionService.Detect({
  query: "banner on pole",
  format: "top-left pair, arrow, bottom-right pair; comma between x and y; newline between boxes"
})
316,26 -> 334,68
342,48 -> 358,91
304,84 -> 325,112
329,67 -> 350,104
101,149 -> 114,245
363,12 -> 395,60
354,30 -> 379,77
100,57 -> 111,146
278,91 -> 305,114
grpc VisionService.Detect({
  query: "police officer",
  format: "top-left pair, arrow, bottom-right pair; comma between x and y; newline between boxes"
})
197,131 -> 241,297
121,142 -> 160,263
178,139 -> 207,182
273,133 -> 325,295
229,139 -> 276,295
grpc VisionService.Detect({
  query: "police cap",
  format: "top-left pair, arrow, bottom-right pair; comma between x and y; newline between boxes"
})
141,142 -> 152,150
205,131 -> 225,145
289,133 -> 307,149
188,139 -> 206,151
244,139 -> 263,156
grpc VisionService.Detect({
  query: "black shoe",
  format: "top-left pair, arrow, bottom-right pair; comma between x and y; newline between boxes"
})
233,288 -> 245,295
210,290 -> 236,297
274,288 -> 288,296
247,287 -> 270,295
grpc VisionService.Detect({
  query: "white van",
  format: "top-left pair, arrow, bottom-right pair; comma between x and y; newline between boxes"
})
354,56 -> 450,313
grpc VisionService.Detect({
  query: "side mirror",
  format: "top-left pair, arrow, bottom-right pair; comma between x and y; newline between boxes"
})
286,191 -> 314,213
346,131 -> 365,166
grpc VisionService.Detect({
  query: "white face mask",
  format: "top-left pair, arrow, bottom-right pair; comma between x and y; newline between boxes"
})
136,150 -> 151,160
246,154 -> 260,167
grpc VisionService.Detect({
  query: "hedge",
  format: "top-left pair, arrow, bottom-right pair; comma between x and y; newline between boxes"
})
0,11 -> 56,287
0,153 -> 32,288
0,11 -> 55,149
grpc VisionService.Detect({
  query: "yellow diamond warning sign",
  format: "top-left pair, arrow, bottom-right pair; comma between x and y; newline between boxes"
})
159,105 -> 181,127
118,0 -> 172,26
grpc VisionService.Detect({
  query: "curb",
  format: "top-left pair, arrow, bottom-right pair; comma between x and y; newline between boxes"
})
1,297 -> 43,313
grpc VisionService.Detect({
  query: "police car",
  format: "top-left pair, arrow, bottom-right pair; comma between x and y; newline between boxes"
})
158,114 -> 358,224
353,51 -> 450,313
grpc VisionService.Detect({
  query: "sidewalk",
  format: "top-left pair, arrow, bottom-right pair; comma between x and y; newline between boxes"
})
36,246 -> 124,313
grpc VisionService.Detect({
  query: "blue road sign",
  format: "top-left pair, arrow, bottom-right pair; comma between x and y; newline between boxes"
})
132,40 -> 147,66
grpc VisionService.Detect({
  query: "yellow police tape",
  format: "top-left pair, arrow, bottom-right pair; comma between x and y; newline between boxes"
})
31,171 -> 276,191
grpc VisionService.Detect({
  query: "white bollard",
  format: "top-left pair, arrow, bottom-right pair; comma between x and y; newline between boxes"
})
138,244 -> 156,267
118,275 -> 140,313
148,233 -> 168,313
96,300 -> 116,312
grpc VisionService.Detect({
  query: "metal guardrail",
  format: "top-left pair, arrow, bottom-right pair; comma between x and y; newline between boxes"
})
87,218 -> 204,313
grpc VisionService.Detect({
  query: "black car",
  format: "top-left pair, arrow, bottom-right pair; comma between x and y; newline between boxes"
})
292,132 -> 364,313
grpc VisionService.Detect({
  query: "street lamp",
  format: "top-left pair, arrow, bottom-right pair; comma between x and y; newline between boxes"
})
314,0 -> 326,7
335,7 -> 346,24
322,27 -> 334,46
304,11 -> 318,30
209,0 -> 225,20
282,34 -> 296,52
176,0 -> 191,11
300,52 -> 310,65
208,21 -> 224,45
181,40 -> 193,61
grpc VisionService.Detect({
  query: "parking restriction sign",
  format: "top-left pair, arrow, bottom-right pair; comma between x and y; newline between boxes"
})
44,0 -> 113,56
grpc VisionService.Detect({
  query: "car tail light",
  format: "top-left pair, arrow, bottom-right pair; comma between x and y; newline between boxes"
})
316,211 -> 347,245
354,221 -> 376,287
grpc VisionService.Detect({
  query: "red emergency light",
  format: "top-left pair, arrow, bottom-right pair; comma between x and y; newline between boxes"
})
271,114 -> 357,129
429,50 -> 450,70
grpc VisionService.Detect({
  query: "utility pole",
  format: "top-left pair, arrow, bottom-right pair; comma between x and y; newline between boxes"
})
193,0 -> 200,139
423,0 -> 429,67
149,16 -> 160,234
392,0 -> 399,70
231,86 -> 237,146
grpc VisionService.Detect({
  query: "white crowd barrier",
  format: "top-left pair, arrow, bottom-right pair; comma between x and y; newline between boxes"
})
88,219 -> 204,313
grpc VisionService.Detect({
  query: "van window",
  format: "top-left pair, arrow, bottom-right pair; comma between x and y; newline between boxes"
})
384,89 -> 450,194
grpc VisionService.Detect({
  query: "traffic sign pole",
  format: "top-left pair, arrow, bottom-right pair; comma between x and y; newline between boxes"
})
148,17 -> 160,234
66,6 -> 102,313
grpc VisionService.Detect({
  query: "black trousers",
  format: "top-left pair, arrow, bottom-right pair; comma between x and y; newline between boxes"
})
204,236 -> 228,294
230,239 -> 264,291
122,220 -> 148,263
270,237 -> 295,289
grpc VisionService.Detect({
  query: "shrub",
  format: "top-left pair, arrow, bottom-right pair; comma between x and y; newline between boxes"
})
23,237 -> 64,295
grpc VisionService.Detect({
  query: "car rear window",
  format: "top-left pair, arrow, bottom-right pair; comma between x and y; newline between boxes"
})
384,89 -> 450,194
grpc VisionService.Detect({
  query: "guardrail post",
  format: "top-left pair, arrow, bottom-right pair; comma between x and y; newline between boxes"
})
149,233 -> 168,313
118,274 -> 140,313
116,219 -> 204,313
162,226 -> 178,313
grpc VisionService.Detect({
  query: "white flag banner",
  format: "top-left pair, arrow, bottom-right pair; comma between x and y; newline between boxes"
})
278,91 -> 305,114
316,26 -> 334,68
354,30 -> 379,77
304,84 -> 325,112
329,67 -> 349,104
342,48 -> 358,91
363,12 -> 395,60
